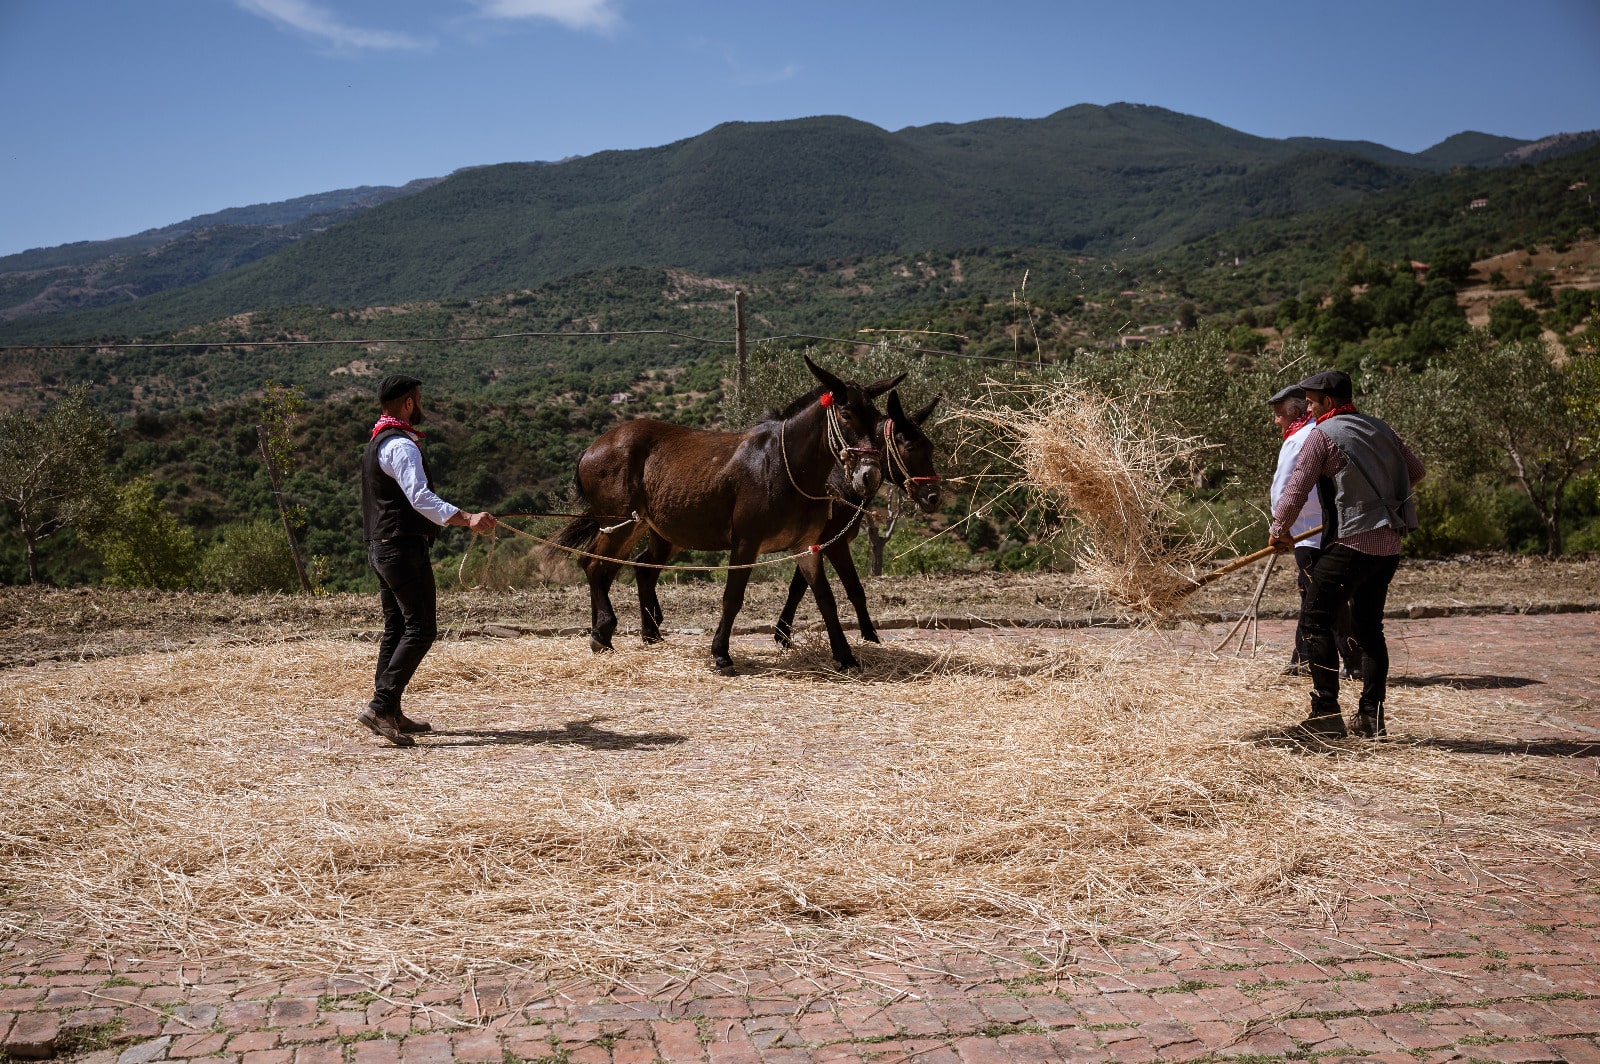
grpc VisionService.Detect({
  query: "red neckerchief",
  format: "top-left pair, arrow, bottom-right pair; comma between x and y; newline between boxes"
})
370,414 -> 424,441
1316,402 -> 1358,424
1281,411 -> 1313,440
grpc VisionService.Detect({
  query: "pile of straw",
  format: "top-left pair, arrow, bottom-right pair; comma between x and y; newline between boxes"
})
956,385 -> 1216,613
1,630 -> 1591,982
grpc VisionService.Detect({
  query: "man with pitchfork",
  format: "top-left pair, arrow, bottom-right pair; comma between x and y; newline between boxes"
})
1267,383 -> 1363,680
1269,370 -> 1425,740
358,375 -> 497,747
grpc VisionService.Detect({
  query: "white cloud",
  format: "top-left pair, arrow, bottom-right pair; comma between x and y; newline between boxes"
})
470,0 -> 621,33
238,0 -> 429,51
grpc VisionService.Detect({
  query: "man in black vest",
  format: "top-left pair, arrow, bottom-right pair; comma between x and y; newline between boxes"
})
1269,370 -> 1425,740
359,375 -> 496,747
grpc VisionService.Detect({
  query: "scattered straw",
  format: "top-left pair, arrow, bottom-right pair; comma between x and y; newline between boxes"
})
1,629 -> 1592,982
953,384 -> 1216,612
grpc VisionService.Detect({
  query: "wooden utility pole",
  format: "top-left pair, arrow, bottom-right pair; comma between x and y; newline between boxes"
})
257,423 -> 312,593
734,289 -> 748,394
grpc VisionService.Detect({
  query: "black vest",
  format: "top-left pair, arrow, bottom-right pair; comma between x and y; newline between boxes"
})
361,428 -> 439,542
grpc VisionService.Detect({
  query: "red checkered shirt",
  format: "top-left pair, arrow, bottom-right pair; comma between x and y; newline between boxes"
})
1269,422 -> 1426,556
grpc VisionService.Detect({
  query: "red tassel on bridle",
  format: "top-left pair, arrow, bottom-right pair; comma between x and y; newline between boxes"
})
819,391 -> 834,407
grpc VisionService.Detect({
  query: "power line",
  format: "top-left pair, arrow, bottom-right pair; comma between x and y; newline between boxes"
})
0,328 -> 1043,366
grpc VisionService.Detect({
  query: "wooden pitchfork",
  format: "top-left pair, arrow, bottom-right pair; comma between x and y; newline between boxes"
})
1202,526 -> 1323,655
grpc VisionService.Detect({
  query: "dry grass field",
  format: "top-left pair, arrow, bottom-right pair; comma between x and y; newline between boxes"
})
3,559 -> 1597,987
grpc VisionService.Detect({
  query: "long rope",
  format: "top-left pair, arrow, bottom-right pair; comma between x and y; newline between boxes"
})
458,500 -> 873,587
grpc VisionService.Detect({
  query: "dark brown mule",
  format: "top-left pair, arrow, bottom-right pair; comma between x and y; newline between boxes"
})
773,391 -> 942,649
553,356 -> 900,674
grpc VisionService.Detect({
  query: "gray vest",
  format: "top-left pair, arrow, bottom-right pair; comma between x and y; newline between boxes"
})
1315,413 -> 1419,542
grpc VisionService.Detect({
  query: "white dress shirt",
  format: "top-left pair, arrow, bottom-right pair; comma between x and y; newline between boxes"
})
1271,420 -> 1323,547
376,433 -> 460,527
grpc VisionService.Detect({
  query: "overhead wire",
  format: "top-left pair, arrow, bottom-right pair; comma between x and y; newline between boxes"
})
0,328 -> 1044,366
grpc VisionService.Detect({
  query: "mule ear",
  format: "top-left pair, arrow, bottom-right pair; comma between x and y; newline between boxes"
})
804,354 -> 845,396
865,372 -> 907,399
910,394 -> 942,425
885,390 -> 909,425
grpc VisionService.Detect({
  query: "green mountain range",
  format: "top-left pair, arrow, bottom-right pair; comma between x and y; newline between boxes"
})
5,103 -> 1595,343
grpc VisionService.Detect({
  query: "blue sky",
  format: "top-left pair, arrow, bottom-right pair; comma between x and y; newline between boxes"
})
2,0 -> 1598,257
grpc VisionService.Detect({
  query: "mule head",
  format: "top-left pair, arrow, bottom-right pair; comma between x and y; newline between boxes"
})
884,391 -> 942,513
804,354 -> 884,498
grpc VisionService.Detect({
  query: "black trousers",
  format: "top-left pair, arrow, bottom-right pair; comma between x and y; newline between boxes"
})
369,536 -> 437,715
1293,546 -> 1362,672
1302,544 -> 1400,712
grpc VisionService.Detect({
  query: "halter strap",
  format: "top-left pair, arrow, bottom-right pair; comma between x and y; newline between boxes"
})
882,416 -> 940,488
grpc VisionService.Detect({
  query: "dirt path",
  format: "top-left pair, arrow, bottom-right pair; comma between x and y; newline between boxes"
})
3,610 -> 1598,1063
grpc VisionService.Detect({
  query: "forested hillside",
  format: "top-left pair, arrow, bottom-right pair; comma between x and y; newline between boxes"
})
12,104 -> 1594,344
3,121 -> 1598,590
0,179 -> 440,323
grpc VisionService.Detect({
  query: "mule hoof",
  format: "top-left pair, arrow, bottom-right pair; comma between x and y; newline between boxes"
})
774,628 -> 793,649
835,658 -> 861,674
860,628 -> 881,644
642,632 -> 663,646
589,637 -> 615,654
714,658 -> 737,676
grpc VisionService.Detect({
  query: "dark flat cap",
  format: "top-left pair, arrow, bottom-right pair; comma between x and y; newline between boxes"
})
378,374 -> 423,403
1266,384 -> 1306,404
1296,369 -> 1353,400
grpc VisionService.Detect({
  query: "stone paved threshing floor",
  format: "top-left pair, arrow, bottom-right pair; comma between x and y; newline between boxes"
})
3,614 -> 1597,1064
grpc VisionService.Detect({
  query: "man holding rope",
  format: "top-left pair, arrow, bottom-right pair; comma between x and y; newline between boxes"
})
359,375 -> 496,747
1269,370 -> 1425,740
1267,384 -> 1362,679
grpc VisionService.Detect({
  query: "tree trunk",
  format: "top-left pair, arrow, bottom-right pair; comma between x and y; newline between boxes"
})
866,511 -> 900,578
1544,497 -> 1563,558
19,515 -> 39,585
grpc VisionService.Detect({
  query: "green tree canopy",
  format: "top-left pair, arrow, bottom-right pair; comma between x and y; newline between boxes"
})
0,387 -> 113,583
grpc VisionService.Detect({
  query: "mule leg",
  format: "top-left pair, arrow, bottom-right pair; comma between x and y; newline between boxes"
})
825,540 -> 878,643
634,533 -> 675,645
585,526 -> 647,653
711,541 -> 761,675
798,552 -> 860,671
773,566 -> 809,649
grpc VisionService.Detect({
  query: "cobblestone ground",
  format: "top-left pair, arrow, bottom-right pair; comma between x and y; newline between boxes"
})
3,615 -> 1597,1064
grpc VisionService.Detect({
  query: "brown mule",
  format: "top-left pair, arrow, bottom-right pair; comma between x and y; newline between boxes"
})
553,356 -> 900,674
773,390 -> 942,648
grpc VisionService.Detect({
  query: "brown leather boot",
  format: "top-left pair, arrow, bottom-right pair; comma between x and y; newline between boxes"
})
357,707 -> 415,747
394,711 -> 433,734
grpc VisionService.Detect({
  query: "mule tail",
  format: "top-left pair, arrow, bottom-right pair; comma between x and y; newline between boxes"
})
549,473 -> 602,562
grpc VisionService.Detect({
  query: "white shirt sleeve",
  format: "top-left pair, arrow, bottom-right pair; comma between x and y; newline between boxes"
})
1271,423 -> 1323,546
376,434 -> 460,527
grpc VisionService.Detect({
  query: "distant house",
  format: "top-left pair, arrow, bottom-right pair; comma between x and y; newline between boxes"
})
1571,181 -> 1589,191
609,392 -> 632,405
1469,198 -> 1489,210
1410,260 -> 1430,278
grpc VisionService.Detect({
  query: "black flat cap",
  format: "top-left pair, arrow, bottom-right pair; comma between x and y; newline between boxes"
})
378,374 -> 423,403
1296,369 -> 1353,400
1266,384 -> 1306,404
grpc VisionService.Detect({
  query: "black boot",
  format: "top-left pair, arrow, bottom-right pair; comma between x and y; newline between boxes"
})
1293,695 -> 1347,740
1353,702 -> 1386,739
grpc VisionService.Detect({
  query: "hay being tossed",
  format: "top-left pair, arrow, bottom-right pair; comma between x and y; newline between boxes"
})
956,385 -> 1217,613
1,630 -> 1593,983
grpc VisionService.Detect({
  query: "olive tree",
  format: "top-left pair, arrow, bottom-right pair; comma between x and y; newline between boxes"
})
0,387 -> 113,584
1368,332 -> 1595,556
